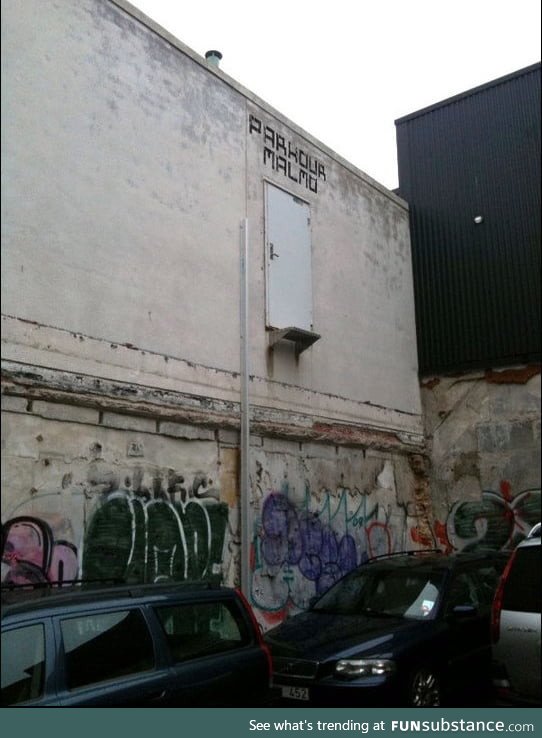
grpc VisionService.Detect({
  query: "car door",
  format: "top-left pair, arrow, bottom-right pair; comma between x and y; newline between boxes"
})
444,565 -> 496,691
55,606 -> 171,706
151,597 -> 269,706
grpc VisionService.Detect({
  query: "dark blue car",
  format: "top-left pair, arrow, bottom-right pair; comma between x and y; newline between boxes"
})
265,550 -> 507,707
2,581 -> 271,707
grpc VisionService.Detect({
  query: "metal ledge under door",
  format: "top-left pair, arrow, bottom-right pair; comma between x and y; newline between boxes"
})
268,327 -> 321,357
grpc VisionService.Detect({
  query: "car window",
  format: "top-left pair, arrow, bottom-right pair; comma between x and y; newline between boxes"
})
1,623 -> 45,705
502,546 -> 542,613
155,600 -> 250,663
313,568 -> 444,619
445,572 -> 480,614
312,570 -> 371,614
60,609 -> 154,690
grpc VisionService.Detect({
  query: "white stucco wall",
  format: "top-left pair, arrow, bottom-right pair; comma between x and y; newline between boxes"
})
1,0 -> 422,438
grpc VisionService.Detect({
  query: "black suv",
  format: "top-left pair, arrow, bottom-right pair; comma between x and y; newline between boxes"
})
265,550 -> 507,707
1,581 -> 271,707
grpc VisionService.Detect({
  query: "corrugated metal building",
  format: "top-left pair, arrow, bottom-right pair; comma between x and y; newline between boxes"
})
396,63 -> 541,376
395,65 -> 541,552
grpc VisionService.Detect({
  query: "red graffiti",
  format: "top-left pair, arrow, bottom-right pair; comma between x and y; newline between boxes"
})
366,522 -> 392,558
433,520 -> 452,552
410,527 -> 433,547
500,480 -> 513,502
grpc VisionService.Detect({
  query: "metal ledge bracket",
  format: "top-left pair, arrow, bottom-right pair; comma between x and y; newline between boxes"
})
268,327 -> 321,356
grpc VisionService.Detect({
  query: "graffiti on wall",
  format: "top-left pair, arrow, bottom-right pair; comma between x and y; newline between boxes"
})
82,478 -> 228,584
1,516 -> 79,586
435,482 -> 541,552
249,476 -> 407,622
1,457 -> 228,587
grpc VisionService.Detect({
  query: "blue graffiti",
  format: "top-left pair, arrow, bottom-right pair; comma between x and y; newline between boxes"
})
258,492 -> 359,594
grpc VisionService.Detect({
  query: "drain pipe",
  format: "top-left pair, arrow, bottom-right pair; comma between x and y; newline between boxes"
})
239,218 -> 251,597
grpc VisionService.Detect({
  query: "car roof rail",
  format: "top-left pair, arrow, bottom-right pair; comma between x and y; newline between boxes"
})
527,522 -> 541,539
125,579 -> 219,596
0,577 -> 126,592
366,549 -> 443,563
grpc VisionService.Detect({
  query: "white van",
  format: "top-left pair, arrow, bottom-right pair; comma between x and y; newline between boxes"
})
491,524 -> 541,705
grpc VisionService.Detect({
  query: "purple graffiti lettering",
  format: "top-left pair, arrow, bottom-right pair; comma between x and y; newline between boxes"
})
338,534 -> 358,572
253,488 -> 394,617
298,552 -> 322,581
262,493 -> 290,537
317,562 -> 343,594
320,527 -> 339,568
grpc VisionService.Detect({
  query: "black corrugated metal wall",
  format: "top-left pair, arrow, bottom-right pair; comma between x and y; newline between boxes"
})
396,63 -> 541,376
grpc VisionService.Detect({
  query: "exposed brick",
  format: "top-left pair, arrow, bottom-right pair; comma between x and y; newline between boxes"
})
101,412 -> 156,433
32,401 -> 99,425
1,395 -> 28,413
305,442 -> 340,460
218,429 -> 240,446
262,438 -> 299,455
336,446 -> 368,461
159,422 -> 215,441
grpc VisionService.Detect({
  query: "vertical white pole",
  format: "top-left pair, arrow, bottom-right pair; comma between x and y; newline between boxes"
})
239,218 -> 251,597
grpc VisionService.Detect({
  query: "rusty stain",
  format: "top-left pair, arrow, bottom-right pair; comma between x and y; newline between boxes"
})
485,365 -> 540,385
421,377 -> 441,390
408,453 -> 435,547
219,447 -> 239,507
310,421 -> 419,452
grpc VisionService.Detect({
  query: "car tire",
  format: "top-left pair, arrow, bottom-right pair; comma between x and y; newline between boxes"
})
407,666 -> 442,707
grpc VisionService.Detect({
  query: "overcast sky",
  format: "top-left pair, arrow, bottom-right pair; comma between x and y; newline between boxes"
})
129,0 -> 541,190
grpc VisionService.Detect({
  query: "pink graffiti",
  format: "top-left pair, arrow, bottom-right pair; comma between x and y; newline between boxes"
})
2,516 -> 78,586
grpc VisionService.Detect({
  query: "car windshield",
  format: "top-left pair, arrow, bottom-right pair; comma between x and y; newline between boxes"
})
312,566 -> 445,619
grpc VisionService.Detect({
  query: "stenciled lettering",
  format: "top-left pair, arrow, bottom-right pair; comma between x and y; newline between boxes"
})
248,114 -> 326,193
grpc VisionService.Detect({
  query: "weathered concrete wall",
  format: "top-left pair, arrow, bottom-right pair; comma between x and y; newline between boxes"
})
422,366 -> 541,552
1,0 -> 422,438
1,387 -> 432,629
248,441 -> 435,629
1,0 -> 427,628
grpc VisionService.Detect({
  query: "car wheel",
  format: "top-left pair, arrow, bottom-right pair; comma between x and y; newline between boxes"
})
407,666 -> 441,707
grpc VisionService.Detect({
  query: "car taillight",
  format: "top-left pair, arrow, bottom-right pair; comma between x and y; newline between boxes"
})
235,588 -> 273,680
491,550 -> 516,643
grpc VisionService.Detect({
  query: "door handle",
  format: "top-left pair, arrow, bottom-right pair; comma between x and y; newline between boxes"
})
269,243 -> 279,259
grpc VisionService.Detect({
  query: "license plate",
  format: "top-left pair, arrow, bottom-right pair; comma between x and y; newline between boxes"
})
281,686 -> 309,701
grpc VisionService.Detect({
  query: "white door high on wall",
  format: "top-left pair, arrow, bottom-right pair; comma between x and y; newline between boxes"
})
265,183 -> 313,331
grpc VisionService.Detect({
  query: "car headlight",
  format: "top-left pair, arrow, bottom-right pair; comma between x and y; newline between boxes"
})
335,659 -> 396,679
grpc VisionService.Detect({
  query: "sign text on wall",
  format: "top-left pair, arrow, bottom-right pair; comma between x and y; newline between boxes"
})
249,114 -> 326,193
